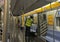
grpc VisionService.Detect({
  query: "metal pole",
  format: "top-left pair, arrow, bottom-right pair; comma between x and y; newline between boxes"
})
2,0 -> 9,42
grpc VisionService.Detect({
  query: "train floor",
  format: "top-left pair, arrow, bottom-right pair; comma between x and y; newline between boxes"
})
0,28 -> 46,42
1,26 -> 60,42
11,28 -> 46,42
0,34 -> 45,42
0,38 -> 45,42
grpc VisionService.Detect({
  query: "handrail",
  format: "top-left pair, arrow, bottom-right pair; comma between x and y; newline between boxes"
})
21,1 -> 60,27
2,0 -> 8,42
23,1 -> 60,16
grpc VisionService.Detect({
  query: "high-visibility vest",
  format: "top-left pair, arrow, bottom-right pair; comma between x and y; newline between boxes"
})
26,18 -> 32,27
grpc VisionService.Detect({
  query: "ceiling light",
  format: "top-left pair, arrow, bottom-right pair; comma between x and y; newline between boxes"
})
57,0 -> 60,2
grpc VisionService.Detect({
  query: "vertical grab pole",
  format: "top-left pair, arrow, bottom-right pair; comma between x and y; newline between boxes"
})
2,0 -> 8,42
22,15 -> 25,42
22,15 -> 24,27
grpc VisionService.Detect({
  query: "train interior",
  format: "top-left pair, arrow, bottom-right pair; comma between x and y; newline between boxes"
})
0,0 -> 60,42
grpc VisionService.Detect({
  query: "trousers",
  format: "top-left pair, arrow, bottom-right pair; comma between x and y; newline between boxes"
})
25,26 -> 30,42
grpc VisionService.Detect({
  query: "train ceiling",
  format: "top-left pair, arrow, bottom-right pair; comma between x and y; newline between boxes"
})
11,0 -> 57,16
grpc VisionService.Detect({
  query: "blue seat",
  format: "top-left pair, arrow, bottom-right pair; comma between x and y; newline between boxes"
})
45,36 -> 60,42
46,30 -> 60,42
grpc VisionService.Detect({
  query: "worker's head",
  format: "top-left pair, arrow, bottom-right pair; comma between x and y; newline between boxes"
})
27,16 -> 33,19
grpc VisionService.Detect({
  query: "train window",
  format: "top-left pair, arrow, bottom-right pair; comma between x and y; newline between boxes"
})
43,14 -> 46,20
59,18 -> 60,26
56,17 -> 60,26
58,11 -> 60,15
33,14 -> 38,24
56,11 -> 60,31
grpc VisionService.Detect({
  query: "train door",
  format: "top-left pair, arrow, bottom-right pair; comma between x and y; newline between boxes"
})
37,12 -> 47,42
54,9 -> 60,42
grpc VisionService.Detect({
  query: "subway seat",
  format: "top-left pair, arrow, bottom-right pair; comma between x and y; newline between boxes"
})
45,30 -> 60,42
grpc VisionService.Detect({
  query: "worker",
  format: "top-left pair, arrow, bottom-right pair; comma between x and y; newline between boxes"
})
30,22 -> 37,42
25,16 -> 33,42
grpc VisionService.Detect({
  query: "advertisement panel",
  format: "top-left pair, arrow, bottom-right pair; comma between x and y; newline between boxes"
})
48,14 -> 54,25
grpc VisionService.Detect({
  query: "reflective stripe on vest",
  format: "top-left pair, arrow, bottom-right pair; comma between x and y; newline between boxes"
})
26,18 -> 32,27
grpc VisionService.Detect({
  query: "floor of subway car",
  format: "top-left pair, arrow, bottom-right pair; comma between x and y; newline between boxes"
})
25,36 -> 46,42
0,41 -> 2,42
0,34 -> 46,42
19,32 -> 46,42
0,29 -> 47,42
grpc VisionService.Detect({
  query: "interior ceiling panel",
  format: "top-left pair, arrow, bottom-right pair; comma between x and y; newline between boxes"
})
11,0 -> 57,16
24,0 -> 50,13
46,0 -> 57,2
24,0 -> 37,9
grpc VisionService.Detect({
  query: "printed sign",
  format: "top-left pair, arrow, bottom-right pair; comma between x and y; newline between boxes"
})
48,14 -> 54,25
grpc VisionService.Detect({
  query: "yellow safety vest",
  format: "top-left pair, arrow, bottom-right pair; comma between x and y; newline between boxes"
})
26,18 -> 32,27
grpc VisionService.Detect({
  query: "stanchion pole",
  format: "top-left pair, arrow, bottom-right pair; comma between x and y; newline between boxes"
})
21,15 -> 25,42
2,0 -> 8,42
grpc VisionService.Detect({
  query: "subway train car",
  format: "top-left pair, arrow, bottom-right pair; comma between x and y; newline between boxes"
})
0,0 -> 60,42
22,8 -> 60,42
14,1 -> 60,42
